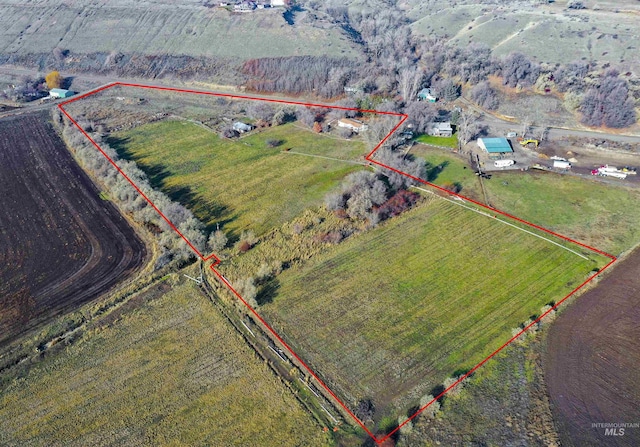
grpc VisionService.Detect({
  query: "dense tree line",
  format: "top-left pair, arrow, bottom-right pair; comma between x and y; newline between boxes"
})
55,111 -> 211,268
250,0 -> 637,128
242,56 -> 357,98
579,70 -> 637,128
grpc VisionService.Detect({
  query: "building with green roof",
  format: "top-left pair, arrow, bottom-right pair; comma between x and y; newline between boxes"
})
477,138 -> 513,158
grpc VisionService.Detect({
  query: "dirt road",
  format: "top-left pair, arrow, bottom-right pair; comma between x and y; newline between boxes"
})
544,247 -> 640,446
458,96 -> 640,144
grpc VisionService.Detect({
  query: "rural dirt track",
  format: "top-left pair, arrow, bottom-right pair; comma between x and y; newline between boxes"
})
0,112 -> 147,347
545,247 -> 640,446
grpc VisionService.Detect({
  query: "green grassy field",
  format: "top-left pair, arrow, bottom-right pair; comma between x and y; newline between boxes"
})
407,146 -> 480,195
0,279 -> 330,447
483,172 -> 640,255
110,120 -> 366,237
406,146 -> 640,255
415,134 -> 458,149
254,198 -> 607,424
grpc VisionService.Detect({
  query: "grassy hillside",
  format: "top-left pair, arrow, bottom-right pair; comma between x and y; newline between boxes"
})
254,198 -> 607,424
0,2 -> 358,60
407,0 -> 640,71
0,279 -> 330,447
110,120 -> 366,237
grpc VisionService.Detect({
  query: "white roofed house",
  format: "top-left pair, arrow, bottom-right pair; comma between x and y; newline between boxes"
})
337,118 -> 368,133
427,122 -> 453,137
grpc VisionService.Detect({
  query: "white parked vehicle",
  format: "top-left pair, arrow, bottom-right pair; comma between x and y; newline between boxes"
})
553,160 -> 571,169
494,159 -> 516,168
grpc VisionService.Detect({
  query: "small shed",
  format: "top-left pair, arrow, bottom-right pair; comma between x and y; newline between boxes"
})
417,88 -> 437,102
233,122 -> 253,133
477,138 -> 513,158
49,88 -> 75,99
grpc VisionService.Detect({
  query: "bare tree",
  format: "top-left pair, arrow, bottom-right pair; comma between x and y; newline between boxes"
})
520,117 -> 531,139
534,126 -> 549,142
208,229 -> 228,252
470,82 -> 499,110
501,52 -> 540,88
579,70 -> 636,128
235,277 -> 258,308
398,67 -> 423,101
405,101 -> 437,134
457,110 -> 479,146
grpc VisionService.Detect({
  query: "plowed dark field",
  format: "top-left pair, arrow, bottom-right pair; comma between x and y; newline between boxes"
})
0,112 -> 146,347
545,248 -> 640,446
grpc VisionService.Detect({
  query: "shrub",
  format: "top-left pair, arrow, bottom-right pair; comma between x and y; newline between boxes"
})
324,192 -> 346,211
443,376 -> 464,398
240,230 -> 257,247
271,108 -> 296,126
501,52 -> 540,88
247,102 -> 275,122
567,0 -> 586,9
441,182 -> 462,194
208,230 -> 228,252
265,139 -> 284,148
376,189 -> 420,220
355,398 -> 375,422
419,394 -> 440,418
236,240 -> 251,253
470,81 -> 499,110
221,126 -> 239,139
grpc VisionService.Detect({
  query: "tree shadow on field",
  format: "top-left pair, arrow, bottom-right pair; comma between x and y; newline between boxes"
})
425,160 -> 449,182
430,384 -> 446,403
164,184 -> 234,233
256,279 -> 280,306
105,135 -> 235,232
62,76 -> 75,90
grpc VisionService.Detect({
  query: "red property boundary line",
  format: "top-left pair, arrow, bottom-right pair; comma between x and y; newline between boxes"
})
58,82 -> 617,444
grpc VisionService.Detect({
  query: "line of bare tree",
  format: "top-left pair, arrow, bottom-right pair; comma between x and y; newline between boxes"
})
54,109 -> 215,269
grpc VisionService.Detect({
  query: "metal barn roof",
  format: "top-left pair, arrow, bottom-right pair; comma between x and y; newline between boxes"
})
477,137 -> 513,153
